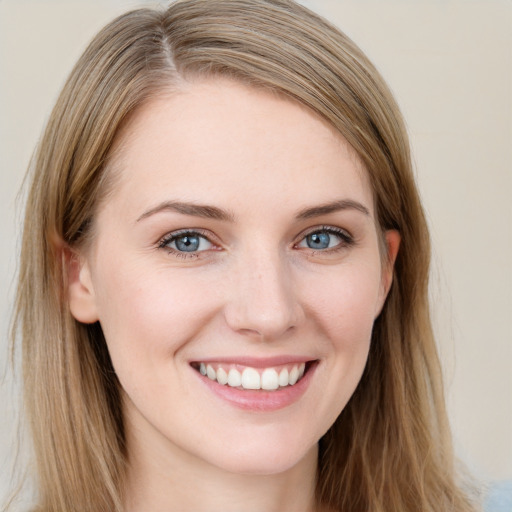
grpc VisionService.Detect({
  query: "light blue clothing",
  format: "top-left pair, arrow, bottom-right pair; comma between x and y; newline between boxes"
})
484,481 -> 512,512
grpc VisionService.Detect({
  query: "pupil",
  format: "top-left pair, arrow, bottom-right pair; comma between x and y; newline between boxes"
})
176,235 -> 199,252
307,232 -> 330,249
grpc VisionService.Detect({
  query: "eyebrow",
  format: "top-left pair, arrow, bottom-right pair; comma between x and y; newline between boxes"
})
136,198 -> 370,223
295,199 -> 370,219
136,201 -> 235,223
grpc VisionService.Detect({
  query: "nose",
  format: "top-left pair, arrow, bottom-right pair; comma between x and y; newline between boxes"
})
223,249 -> 304,340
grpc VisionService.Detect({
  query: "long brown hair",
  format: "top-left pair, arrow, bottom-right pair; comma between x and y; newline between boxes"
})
12,1 -> 477,511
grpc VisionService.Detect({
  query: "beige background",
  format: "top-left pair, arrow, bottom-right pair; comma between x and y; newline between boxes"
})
1,0 -> 511,504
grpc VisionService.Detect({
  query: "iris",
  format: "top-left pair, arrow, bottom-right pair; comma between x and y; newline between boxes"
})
306,232 -> 331,249
175,235 -> 200,252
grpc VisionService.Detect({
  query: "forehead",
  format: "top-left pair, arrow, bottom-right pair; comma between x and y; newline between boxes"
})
103,78 -> 373,220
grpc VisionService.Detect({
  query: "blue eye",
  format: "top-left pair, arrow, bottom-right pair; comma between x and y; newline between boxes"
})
306,232 -> 331,249
297,228 -> 352,251
160,231 -> 213,253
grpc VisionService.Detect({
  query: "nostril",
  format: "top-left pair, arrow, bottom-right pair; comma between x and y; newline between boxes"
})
224,307 -> 302,341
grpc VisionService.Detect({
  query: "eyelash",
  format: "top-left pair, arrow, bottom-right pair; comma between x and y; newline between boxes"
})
157,229 -> 217,258
295,226 -> 355,253
157,225 -> 355,258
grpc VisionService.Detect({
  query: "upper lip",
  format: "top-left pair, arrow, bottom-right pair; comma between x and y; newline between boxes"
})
189,355 -> 316,368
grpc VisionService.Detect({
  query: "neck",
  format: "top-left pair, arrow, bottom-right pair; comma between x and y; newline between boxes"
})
123,419 -> 319,512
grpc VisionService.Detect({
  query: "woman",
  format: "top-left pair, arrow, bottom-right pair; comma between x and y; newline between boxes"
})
11,0 -> 478,510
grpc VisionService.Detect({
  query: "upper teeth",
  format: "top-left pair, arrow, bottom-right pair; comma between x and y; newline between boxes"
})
198,362 -> 306,390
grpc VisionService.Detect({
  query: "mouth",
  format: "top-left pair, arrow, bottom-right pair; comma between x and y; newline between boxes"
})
190,359 -> 316,391
190,358 -> 319,411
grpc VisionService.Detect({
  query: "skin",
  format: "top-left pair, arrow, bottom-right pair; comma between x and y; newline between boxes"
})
68,79 -> 399,512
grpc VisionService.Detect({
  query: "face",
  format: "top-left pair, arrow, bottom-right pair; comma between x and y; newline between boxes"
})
69,79 -> 398,476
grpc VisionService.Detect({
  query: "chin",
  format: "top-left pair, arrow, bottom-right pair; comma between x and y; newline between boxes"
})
200,433 -> 319,476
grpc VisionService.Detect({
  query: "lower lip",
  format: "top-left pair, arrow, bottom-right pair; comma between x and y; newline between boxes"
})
194,362 -> 318,412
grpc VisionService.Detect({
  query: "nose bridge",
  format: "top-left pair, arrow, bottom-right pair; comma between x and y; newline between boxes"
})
224,244 -> 302,339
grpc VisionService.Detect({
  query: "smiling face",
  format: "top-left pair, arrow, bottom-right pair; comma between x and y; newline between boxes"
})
68,79 -> 399,477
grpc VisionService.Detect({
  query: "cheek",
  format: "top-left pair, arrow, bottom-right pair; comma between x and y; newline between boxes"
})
304,260 -> 382,346
92,257 -> 220,374
298,263 -> 381,426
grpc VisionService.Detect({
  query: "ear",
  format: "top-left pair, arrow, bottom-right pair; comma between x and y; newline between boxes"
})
375,229 -> 401,317
64,246 -> 99,324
